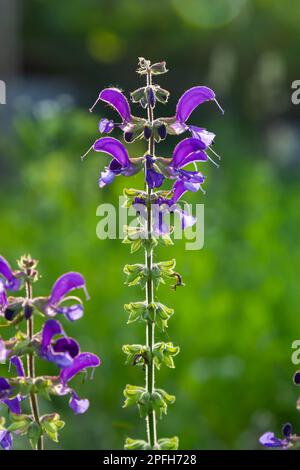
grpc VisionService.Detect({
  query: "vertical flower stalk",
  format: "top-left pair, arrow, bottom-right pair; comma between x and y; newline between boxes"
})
23,257 -> 43,450
145,66 -> 157,448
83,57 -> 223,449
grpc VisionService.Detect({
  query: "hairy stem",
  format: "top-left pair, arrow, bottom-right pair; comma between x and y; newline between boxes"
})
25,280 -> 44,451
145,68 -> 157,449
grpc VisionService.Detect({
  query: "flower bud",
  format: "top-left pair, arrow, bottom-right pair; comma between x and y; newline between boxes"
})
146,87 -> 156,108
24,303 -> 33,319
124,131 -> 134,143
157,123 -> 167,140
144,124 -> 152,140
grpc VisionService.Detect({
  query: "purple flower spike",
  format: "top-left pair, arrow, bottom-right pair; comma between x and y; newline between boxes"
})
0,255 -> 20,291
176,86 -> 223,125
99,88 -> 131,123
0,430 -> 13,451
69,392 -> 90,415
60,352 -> 101,385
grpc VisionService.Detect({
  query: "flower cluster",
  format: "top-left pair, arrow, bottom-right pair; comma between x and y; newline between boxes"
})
259,372 -> 300,450
82,59 -> 223,235
82,58 -> 222,449
0,254 -> 100,451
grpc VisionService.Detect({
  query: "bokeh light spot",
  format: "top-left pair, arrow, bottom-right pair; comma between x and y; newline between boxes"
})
171,0 -> 248,28
87,30 -> 125,64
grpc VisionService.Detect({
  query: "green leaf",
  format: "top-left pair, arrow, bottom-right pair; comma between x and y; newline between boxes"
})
28,422 -> 42,449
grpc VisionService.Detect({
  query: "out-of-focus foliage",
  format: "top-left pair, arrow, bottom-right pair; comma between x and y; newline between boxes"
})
0,0 -> 300,450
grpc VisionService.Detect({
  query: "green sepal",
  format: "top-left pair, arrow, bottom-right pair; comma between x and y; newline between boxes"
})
124,437 -> 151,450
7,414 -> 32,435
0,417 -> 6,429
40,413 -> 65,443
150,62 -> 168,75
156,436 -> 179,450
123,384 -> 145,409
155,303 -> 174,331
35,377 -> 53,401
154,85 -> 170,102
122,344 -> 150,366
151,389 -> 176,418
123,263 -> 148,287
130,87 -> 147,103
28,421 -> 42,449
122,188 -> 146,208
153,342 -> 180,369
124,301 -> 147,324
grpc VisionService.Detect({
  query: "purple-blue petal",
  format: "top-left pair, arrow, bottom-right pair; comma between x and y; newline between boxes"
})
3,396 -> 22,415
99,88 -> 131,123
55,304 -> 84,322
172,138 -> 206,168
0,430 -> 13,451
99,118 -> 114,134
0,281 -> 8,315
41,319 -> 64,351
189,126 -> 216,147
180,150 -> 208,167
69,393 -> 90,415
98,169 -> 116,188
93,137 -> 130,167
0,256 -> 20,292
176,86 -> 216,123
48,272 -> 88,307
0,377 -> 11,397
10,356 -> 25,377
60,352 -> 101,384
146,168 -> 164,189
53,338 -> 80,359
259,432 -> 288,448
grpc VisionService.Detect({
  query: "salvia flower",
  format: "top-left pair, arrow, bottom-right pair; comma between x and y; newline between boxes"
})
259,423 -> 293,449
82,137 -> 143,188
52,351 -> 100,415
89,87 -> 132,134
0,254 -> 102,449
0,429 -> 12,451
43,272 -> 89,321
40,319 -> 80,368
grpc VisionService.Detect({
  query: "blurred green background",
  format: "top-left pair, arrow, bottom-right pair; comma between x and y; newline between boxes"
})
0,0 -> 300,450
